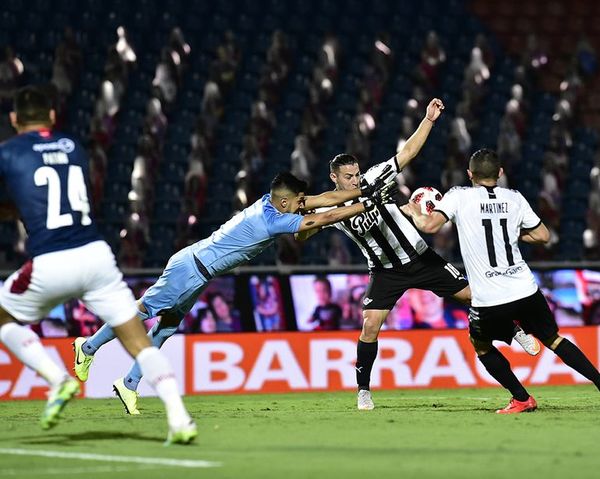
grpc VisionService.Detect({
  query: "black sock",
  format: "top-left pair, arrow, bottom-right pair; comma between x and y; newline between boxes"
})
356,340 -> 378,391
478,348 -> 529,401
554,339 -> 600,390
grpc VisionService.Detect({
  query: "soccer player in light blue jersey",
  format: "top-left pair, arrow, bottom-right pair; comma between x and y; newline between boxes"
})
73,170 -> 396,414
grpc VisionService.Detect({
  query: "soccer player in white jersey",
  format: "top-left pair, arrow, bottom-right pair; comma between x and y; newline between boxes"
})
297,99 -> 467,410
0,86 -> 196,443
297,99 -> 535,410
403,148 -> 600,413
73,171 -> 395,414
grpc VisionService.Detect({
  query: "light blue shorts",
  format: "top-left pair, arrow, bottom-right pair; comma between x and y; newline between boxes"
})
140,246 -> 210,320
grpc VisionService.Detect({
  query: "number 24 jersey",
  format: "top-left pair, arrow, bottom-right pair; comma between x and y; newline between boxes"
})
0,130 -> 101,257
435,185 -> 542,307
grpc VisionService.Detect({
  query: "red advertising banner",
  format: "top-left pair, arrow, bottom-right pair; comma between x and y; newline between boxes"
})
1,327 -> 598,400
184,328 -> 600,394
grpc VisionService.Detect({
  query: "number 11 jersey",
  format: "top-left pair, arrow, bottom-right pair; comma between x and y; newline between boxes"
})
0,129 -> 101,257
435,185 -> 542,307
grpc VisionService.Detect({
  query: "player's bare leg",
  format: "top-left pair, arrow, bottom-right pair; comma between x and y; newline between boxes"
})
453,285 -> 540,355
113,316 -> 197,445
0,307 -> 80,429
470,336 -> 536,413
356,309 -> 390,410
541,334 -> 600,391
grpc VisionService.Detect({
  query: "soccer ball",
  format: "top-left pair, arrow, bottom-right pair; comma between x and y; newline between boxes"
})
410,186 -> 443,215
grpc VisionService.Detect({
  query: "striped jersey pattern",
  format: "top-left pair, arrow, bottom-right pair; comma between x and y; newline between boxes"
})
329,158 -> 429,270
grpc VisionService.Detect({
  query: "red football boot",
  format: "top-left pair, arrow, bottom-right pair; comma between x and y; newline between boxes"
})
495,396 -> 537,414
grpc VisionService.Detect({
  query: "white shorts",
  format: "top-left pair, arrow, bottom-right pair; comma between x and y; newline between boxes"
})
0,240 -> 138,328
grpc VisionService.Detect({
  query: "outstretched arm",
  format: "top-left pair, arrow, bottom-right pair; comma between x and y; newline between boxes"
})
302,189 -> 361,210
298,202 -> 366,232
303,163 -> 397,210
400,201 -> 448,234
394,98 -> 444,171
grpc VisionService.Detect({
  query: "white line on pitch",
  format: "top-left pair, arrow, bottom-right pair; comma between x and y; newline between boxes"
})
0,448 -> 221,469
0,465 -> 153,476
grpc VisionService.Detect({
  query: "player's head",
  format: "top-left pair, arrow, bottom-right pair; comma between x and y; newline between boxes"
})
10,85 -> 55,131
313,276 -> 332,305
468,148 -> 503,184
329,154 -> 360,191
270,172 -> 308,213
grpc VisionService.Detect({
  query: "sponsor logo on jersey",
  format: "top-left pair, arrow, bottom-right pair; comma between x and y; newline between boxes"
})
350,209 -> 379,236
484,265 -> 524,278
363,297 -> 373,306
32,138 -> 75,154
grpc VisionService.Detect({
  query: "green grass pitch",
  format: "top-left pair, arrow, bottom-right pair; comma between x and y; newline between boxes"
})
0,386 -> 598,478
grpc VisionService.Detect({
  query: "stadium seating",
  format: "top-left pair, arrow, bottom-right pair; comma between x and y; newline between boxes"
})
0,0 -> 598,268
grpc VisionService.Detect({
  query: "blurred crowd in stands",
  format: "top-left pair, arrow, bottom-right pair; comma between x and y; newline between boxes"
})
0,0 -> 599,270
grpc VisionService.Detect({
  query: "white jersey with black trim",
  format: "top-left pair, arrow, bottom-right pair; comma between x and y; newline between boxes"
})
435,185 -> 542,307
321,158 -> 429,270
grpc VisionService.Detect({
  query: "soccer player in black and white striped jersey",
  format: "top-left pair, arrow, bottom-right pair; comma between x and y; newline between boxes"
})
297,99 -> 475,410
403,148 -> 600,413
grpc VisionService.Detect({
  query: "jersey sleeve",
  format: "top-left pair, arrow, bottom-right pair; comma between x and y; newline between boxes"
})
265,210 -> 304,235
361,157 -> 400,185
434,187 -> 460,222
518,192 -> 542,230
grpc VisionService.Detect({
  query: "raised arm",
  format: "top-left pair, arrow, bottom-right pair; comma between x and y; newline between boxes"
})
394,98 -> 444,170
400,201 -> 448,234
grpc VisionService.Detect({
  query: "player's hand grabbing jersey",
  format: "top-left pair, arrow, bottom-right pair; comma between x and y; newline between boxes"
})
321,158 -> 429,270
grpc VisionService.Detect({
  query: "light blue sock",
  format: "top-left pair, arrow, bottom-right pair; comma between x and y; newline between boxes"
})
83,310 -> 148,355
123,321 -> 179,391
83,324 -> 117,355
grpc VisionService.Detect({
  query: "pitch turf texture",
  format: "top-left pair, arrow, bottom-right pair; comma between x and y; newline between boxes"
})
1,386 -> 598,479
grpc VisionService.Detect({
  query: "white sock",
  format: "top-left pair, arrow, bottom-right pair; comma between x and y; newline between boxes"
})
136,346 -> 191,428
0,322 -> 68,387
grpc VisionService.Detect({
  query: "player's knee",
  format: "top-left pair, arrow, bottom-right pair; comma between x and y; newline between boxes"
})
360,312 -> 384,341
470,336 -> 492,356
541,334 -> 563,350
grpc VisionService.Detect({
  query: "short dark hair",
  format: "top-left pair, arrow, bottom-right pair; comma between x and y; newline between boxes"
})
469,148 -> 501,180
13,85 -> 53,125
270,172 -> 307,195
329,153 -> 358,173
313,275 -> 332,293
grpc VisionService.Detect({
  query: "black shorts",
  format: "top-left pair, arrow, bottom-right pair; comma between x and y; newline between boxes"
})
468,290 -> 559,344
362,249 -> 469,310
